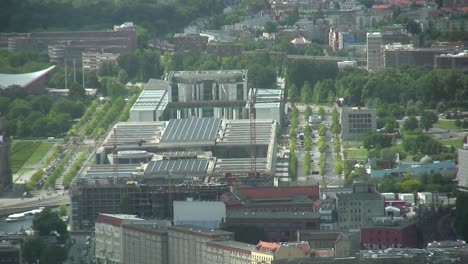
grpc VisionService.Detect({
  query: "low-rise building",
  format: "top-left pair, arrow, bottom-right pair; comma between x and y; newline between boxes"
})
434,52 -> 468,72
205,240 -> 255,264
206,42 -> 244,56
298,230 -> 361,257
173,33 -> 209,52
252,241 -> 310,264
361,217 -> 417,250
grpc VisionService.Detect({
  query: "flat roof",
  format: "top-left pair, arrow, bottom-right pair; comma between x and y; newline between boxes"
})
336,192 -> 383,201
169,225 -> 232,237
167,70 -> 246,83
0,66 -> 55,89
160,118 -> 221,145
207,240 -> 256,252
218,120 -> 274,145
227,210 -> 320,219
249,88 -> 283,108
145,159 -> 209,175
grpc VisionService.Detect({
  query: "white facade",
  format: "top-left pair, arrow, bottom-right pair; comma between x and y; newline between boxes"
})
458,142 -> 468,189
417,192 -> 434,205
129,87 -> 168,122
95,214 -> 143,263
366,32 -> 382,71
381,193 -> 396,200
205,240 -> 254,264
173,201 -> 226,228
167,70 -> 248,120
398,193 -> 415,205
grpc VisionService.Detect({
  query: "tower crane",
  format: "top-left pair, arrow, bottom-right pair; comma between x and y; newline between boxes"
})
248,87 -> 288,179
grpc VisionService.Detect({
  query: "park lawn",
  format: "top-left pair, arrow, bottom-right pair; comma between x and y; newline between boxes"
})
10,141 -> 42,173
342,140 -> 364,148
439,137 -> 464,149
346,148 -> 368,159
23,142 -> 55,166
433,120 -> 459,131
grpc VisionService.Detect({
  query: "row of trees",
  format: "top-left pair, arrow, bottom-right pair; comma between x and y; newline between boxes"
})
288,107 -> 299,179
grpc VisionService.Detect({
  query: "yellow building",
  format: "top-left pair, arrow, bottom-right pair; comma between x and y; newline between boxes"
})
251,241 -> 310,264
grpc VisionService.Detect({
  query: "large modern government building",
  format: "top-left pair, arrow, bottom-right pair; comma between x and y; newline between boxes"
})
70,70 -> 284,230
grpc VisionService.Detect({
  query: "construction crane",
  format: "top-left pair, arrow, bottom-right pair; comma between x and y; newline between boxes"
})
248,87 -> 288,179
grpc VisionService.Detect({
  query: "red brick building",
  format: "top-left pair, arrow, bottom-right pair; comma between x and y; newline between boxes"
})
361,218 -> 417,250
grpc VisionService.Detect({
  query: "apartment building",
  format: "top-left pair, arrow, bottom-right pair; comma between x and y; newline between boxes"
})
121,221 -> 169,264
336,182 -> 385,230
168,225 -> 233,264
251,241 -> 310,264
95,214 -> 143,263
366,32 -> 382,71
205,240 -> 255,264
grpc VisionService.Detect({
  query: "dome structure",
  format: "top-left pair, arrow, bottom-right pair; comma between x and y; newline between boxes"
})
420,155 -> 433,164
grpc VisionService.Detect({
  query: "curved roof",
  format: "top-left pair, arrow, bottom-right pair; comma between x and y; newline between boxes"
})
0,66 -> 55,89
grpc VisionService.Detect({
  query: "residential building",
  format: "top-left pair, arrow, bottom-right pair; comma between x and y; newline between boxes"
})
336,181 -> 385,230
0,114 -> 11,191
121,221 -> 169,264
434,52 -> 468,72
173,201 -> 226,228
168,225 -> 233,264
95,214 -> 143,263
366,32 -> 382,71
319,199 -> 338,231
252,241 -> 310,264
298,230 -> 361,257
0,241 -> 20,264
340,107 -> 376,140
82,52 -> 120,70
206,42 -> 244,57
205,240 -> 255,264
172,33 -> 208,52
458,137 -> 468,189
5,23 -> 136,64
361,217 -> 417,250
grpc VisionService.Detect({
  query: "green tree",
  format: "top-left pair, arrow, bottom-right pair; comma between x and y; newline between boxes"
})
301,81 -> 313,103
403,116 -> 419,131
420,111 -> 438,132
32,208 -> 68,240
40,245 -> 68,264
22,237 -> 46,264
288,83 -> 299,102
264,21 -> 278,33
58,204 -> 67,217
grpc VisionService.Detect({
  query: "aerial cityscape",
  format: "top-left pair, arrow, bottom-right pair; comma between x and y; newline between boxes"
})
0,0 -> 467,263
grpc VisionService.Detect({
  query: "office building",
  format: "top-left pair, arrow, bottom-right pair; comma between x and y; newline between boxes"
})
340,107 -> 376,140
458,137 -> 468,189
383,44 -> 444,68
366,32 -> 382,71
434,52 -> 468,72
82,52 -> 120,70
361,217 -> 417,250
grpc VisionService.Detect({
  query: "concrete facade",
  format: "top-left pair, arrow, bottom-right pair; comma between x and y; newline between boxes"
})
340,107 -> 376,140
205,240 -> 255,264
168,225 -> 233,264
252,241 -> 310,264
366,32 -> 382,71
458,140 -> 468,189
336,182 -> 385,230
121,221 -> 169,264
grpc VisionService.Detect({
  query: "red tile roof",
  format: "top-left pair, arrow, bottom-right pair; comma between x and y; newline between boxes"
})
256,241 -> 281,253
237,186 -> 319,201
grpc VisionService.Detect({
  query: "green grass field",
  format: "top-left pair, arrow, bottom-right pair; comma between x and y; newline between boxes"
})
433,120 -> 459,131
23,142 -> 54,166
345,148 -> 368,159
439,137 -> 464,149
10,141 -> 54,174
